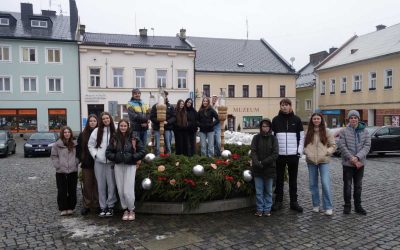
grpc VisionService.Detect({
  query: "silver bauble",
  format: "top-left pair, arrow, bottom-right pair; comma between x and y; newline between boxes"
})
237,141 -> 243,146
221,150 -> 232,159
243,170 -> 253,182
141,178 -> 153,190
148,141 -> 153,147
144,153 -> 156,163
192,165 -> 205,176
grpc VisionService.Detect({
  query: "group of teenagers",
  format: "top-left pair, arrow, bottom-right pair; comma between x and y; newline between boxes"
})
50,88 -> 371,221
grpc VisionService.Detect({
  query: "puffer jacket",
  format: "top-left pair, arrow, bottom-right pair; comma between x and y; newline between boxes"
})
339,122 -> 371,167
51,139 -> 79,173
106,133 -> 146,165
272,111 -> 304,156
88,127 -> 112,164
127,98 -> 150,132
150,103 -> 176,131
304,128 -> 336,165
197,107 -> 219,133
250,118 -> 279,179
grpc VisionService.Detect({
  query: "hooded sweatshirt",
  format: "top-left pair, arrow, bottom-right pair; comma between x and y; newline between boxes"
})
51,139 -> 79,173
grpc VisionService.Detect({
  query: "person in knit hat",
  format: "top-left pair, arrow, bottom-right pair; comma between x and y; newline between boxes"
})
127,88 -> 150,145
339,110 -> 371,215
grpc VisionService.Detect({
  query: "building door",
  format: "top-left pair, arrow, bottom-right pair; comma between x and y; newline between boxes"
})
228,115 -> 235,132
88,104 -> 104,119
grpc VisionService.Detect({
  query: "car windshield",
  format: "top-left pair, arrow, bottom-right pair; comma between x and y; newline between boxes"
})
365,127 -> 379,135
0,133 -> 5,140
30,133 -> 56,140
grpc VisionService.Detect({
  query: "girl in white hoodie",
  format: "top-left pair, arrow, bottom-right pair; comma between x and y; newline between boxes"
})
88,112 -> 117,217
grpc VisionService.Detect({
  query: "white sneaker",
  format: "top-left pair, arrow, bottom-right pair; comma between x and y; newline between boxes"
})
312,207 -> 320,213
325,209 -> 333,216
60,210 -> 68,216
122,210 -> 129,221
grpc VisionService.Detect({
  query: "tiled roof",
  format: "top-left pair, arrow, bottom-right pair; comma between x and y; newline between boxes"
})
317,23 -> 400,70
296,63 -> 315,88
0,12 -> 75,41
82,32 -> 193,51
187,36 -> 296,74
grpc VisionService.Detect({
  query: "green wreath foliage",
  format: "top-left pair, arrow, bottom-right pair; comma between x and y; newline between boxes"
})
135,144 -> 255,210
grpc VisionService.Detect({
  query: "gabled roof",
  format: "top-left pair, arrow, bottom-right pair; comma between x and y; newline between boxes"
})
82,32 -> 193,51
296,63 -> 315,88
0,12 -> 75,41
187,36 -> 296,74
317,23 -> 400,70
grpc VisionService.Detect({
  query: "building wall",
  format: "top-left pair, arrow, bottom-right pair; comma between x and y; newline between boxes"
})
79,45 -> 195,123
296,86 -> 314,124
195,72 -> 296,132
0,39 -> 80,132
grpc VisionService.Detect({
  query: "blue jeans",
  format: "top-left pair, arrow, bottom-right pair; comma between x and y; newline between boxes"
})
134,130 -> 147,146
254,177 -> 273,212
308,163 -> 333,210
214,123 -> 221,156
154,130 -> 172,156
199,131 -> 214,157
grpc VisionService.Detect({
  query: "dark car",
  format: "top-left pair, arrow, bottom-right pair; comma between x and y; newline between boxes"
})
0,130 -> 16,157
24,132 -> 58,157
366,126 -> 400,155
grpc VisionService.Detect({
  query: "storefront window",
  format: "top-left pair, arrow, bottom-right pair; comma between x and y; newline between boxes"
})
0,110 -> 18,132
243,116 -> 262,129
48,109 -> 67,132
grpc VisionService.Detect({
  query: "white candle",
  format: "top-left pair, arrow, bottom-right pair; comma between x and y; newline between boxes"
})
158,95 -> 164,105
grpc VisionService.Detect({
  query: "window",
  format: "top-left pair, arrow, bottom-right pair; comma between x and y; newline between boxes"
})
135,69 -> 145,88
320,80 -> 326,95
353,74 -> 362,92
203,84 -> 210,97
0,109 -> 37,132
0,18 -> 9,26
340,77 -> 346,93
305,99 -> 312,111
256,85 -> 263,98
0,45 -> 10,61
243,85 -> 249,97
21,47 -> 36,62
385,69 -> 393,89
157,70 -> 167,88
48,109 -> 67,132
330,79 -> 336,94
228,85 -> 235,98
89,68 -> 100,87
177,70 -> 187,88
46,48 -> 61,63
21,77 -> 37,92
243,116 -> 262,129
113,68 -> 123,87
31,20 -> 47,28
280,85 -> 286,97
47,77 -> 62,92
369,72 -> 376,90
0,76 -> 11,92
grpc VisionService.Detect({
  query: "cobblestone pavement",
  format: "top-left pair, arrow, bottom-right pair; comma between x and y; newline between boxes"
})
1,140 -> 400,249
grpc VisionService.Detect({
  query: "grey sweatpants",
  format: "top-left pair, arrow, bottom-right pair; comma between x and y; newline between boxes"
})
94,161 -> 117,209
114,164 -> 137,211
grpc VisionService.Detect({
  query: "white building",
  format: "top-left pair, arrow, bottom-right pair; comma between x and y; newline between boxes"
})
79,27 -> 195,125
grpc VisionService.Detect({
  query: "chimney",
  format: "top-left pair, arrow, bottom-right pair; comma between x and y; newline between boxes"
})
21,3 -> 33,20
309,51 -> 329,65
69,0 -> 79,36
376,24 -> 386,31
179,28 -> 186,39
329,47 -> 337,54
139,28 -> 147,37
41,10 -> 57,16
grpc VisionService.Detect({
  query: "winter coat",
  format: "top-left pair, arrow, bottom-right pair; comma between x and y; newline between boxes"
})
106,133 -> 146,165
174,108 -> 189,131
88,127 -> 112,164
197,107 -> 219,133
339,122 -> 371,167
251,118 -> 279,179
186,106 -> 198,132
271,111 -> 304,156
304,128 -> 337,165
51,139 -> 79,174
150,103 -> 176,131
127,98 -> 150,132
76,128 -> 95,169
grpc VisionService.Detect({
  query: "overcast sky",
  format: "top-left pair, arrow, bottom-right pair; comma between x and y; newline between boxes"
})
2,0 -> 400,69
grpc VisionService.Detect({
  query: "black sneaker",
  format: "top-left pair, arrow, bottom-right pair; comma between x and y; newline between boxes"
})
98,208 -> 107,217
81,207 -> 90,216
105,208 -> 114,217
343,204 -> 351,214
271,202 -> 283,211
290,202 -> 303,213
355,206 -> 367,215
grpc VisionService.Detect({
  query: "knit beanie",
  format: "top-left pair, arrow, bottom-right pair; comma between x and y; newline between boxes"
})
348,110 -> 360,119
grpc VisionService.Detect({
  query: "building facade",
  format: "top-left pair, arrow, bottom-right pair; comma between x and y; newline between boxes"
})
79,28 -> 195,123
316,24 -> 400,127
188,37 -> 297,132
0,1 -> 80,133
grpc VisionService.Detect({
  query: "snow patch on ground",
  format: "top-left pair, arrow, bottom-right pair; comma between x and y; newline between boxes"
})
61,217 -> 119,239
224,131 -> 254,145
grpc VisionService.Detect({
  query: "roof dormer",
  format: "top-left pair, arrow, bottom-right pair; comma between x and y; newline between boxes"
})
0,14 -> 17,27
0,17 -> 9,26
29,16 -> 53,29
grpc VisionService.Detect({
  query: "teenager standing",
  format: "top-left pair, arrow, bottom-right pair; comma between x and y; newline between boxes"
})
197,97 -> 219,157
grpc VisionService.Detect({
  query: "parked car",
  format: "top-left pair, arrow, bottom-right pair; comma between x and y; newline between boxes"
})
0,130 -> 16,157
24,132 -> 58,157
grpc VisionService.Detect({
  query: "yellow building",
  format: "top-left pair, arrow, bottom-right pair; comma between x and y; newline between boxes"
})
187,37 -> 297,132
315,24 -> 400,127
